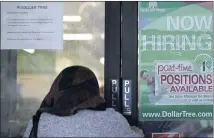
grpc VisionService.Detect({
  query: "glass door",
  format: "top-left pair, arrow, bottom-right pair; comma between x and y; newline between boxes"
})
121,1 -> 213,138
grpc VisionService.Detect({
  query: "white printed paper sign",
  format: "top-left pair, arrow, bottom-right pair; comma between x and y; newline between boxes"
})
1,2 -> 63,49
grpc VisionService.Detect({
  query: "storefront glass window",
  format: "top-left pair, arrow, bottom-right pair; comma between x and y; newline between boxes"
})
0,2 -> 104,137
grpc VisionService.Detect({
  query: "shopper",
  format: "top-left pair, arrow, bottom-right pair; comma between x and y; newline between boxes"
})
24,66 -> 143,137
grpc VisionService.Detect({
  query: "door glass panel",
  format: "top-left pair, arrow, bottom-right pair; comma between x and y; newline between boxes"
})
138,1 -> 213,137
1,2 -> 105,137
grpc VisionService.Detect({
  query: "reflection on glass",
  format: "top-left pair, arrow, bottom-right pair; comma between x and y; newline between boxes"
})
0,2 -> 104,137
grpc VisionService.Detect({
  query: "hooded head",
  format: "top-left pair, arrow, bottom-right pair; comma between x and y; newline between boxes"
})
39,65 -> 106,116
29,66 -> 106,137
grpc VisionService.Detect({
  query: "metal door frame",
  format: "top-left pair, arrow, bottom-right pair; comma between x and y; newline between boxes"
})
104,2 -> 122,112
104,1 -> 139,126
121,1 -> 138,126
